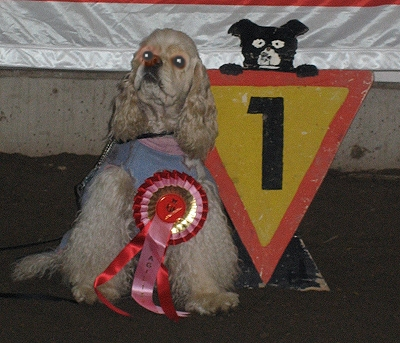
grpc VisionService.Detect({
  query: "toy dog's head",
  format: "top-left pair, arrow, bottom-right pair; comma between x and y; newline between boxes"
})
228,19 -> 309,72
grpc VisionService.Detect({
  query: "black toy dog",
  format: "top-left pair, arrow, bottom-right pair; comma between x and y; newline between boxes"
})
220,19 -> 318,77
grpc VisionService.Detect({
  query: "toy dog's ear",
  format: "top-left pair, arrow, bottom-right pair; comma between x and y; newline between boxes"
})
228,19 -> 258,39
281,19 -> 309,37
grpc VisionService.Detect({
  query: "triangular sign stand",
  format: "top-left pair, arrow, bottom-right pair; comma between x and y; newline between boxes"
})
206,70 -> 373,290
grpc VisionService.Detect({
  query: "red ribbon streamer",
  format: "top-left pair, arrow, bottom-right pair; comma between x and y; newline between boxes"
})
94,223 -> 150,317
157,262 -> 180,321
94,217 -> 186,321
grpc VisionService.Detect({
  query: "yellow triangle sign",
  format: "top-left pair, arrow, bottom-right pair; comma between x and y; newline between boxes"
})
205,70 -> 373,283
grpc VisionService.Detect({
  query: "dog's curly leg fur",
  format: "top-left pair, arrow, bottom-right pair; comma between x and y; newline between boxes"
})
62,166 -> 135,304
166,180 -> 239,315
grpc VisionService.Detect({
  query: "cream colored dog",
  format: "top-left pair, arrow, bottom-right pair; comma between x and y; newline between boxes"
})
13,28 -> 239,315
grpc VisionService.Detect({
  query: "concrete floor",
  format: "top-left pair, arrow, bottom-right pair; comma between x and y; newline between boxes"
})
1,152 -> 399,342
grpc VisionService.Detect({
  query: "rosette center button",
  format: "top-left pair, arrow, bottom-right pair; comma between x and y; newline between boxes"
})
156,194 -> 186,223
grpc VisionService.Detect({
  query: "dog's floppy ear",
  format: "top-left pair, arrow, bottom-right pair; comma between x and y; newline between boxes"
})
109,70 -> 148,142
176,61 -> 218,161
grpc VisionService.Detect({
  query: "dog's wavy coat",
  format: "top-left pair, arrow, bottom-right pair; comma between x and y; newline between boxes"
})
13,29 -> 239,315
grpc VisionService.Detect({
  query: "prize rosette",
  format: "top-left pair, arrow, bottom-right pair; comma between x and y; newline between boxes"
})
94,170 -> 208,321
133,169 -> 208,245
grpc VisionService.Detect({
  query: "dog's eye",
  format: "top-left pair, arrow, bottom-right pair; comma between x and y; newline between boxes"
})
143,51 -> 154,61
252,39 -> 266,49
271,40 -> 285,49
172,56 -> 186,69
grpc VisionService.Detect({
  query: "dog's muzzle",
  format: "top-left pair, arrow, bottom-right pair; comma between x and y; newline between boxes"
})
142,52 -> 162,83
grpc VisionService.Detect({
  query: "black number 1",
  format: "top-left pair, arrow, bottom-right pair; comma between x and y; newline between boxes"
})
247,97 -> 284,190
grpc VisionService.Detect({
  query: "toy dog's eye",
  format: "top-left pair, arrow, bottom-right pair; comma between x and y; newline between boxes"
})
172,56 -> 186,69
252,39 -> 266,48
271,40 -> 285,49
143,51 -> 154,61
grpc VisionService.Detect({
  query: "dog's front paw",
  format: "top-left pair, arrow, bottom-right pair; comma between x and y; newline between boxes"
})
72,284 -> 98,304
185,292 -> 239,315
72,283 -> 122,305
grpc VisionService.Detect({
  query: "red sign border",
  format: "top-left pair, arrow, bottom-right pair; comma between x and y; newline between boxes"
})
206,69 -> 373,283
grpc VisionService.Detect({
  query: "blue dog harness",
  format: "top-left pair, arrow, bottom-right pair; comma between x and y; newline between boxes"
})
104,137 -> 208,187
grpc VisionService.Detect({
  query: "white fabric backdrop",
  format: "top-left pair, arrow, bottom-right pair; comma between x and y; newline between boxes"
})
0,1 -> 399,80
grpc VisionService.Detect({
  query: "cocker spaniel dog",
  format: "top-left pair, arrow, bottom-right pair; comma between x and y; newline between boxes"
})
13,28 -> 239,315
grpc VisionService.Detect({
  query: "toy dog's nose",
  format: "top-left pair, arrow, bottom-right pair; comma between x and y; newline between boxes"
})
142,51 -> 162,67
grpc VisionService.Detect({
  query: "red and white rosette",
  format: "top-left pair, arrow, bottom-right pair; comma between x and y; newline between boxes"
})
133,169 -> 208,245
94,170 -> 208,321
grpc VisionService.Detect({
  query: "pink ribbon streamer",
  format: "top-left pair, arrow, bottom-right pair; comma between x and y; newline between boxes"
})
131,214 -> 189,320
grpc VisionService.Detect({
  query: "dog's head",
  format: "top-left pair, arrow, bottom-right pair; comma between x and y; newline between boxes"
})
110,28 -> 217,160
228,19 -> 309,72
